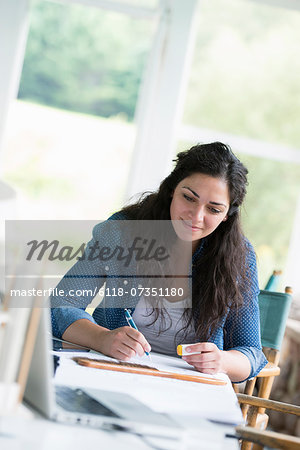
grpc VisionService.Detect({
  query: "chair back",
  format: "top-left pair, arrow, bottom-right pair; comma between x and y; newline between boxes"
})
235,288 -> 293,448
259,289 -> 292,351
264,270 -> 282,291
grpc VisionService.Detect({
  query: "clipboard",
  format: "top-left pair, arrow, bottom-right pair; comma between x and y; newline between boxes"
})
72,357 -> 227,386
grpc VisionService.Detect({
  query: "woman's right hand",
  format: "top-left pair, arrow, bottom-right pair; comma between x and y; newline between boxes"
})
98,326 -> 151,361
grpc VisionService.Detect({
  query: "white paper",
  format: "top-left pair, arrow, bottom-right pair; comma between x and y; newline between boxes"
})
54,351 -> 243,425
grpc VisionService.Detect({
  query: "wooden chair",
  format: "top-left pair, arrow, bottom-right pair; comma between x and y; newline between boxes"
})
233,287 -> 293,449
235,395 -> 300,450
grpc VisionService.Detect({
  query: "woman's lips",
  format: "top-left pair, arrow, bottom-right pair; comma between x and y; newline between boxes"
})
181,219 -> 201,231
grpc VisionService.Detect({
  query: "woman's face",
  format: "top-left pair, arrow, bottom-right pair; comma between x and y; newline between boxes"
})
170,173 -> 230,251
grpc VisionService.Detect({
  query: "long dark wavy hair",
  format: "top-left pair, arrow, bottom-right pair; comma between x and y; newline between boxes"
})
121,142 -> 249,341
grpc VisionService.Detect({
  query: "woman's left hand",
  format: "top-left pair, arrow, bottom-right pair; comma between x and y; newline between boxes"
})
182,342 -> 224,375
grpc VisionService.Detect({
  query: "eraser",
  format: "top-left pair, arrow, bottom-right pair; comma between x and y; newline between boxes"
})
177,344 -> 201,356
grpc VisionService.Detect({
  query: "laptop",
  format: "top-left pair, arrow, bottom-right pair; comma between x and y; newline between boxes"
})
24,308 -> 181,439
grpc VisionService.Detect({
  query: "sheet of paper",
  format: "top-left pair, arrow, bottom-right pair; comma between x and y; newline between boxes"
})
131,352 -> 228,380
54,349 -> 226,380
53,351 -> 243,425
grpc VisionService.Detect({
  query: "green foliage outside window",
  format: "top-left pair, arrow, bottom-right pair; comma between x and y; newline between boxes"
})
19,0 -> 153,119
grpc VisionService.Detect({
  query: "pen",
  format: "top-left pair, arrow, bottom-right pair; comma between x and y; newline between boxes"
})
124,308 -> 150,357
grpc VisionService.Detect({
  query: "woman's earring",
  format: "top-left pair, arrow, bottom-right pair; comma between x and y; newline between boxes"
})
223,216 -> 228,222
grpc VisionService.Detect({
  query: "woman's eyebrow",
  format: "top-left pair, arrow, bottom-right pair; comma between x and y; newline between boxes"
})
209,201 -> 227,207
182,186 -> 199,198
182,187 -> 227,207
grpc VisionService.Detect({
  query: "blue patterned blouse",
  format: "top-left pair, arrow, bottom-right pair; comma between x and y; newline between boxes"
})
51,212 -> 267,381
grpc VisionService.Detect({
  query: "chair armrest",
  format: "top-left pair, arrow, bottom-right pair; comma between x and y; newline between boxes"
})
256,362 -> 280,377
237,394 -> 300,416
235,425 -> 300,450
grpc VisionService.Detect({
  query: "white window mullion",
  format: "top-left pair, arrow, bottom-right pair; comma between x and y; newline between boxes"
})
0,0 -> 30,157
179,124 -> 300,164
125,0 -> 199,200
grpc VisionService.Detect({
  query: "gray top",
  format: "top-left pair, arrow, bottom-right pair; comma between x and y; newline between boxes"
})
132,296 -> 198,356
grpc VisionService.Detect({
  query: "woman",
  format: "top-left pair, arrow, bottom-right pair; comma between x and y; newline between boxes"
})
51,142 -> 267,382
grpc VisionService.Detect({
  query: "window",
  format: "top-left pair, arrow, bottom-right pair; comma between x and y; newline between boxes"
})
180,0 -> 300,287
2,0 -> 156,219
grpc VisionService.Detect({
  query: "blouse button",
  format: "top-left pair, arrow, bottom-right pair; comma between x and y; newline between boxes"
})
123,280 -> 128,285
105,266 -> 109,271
